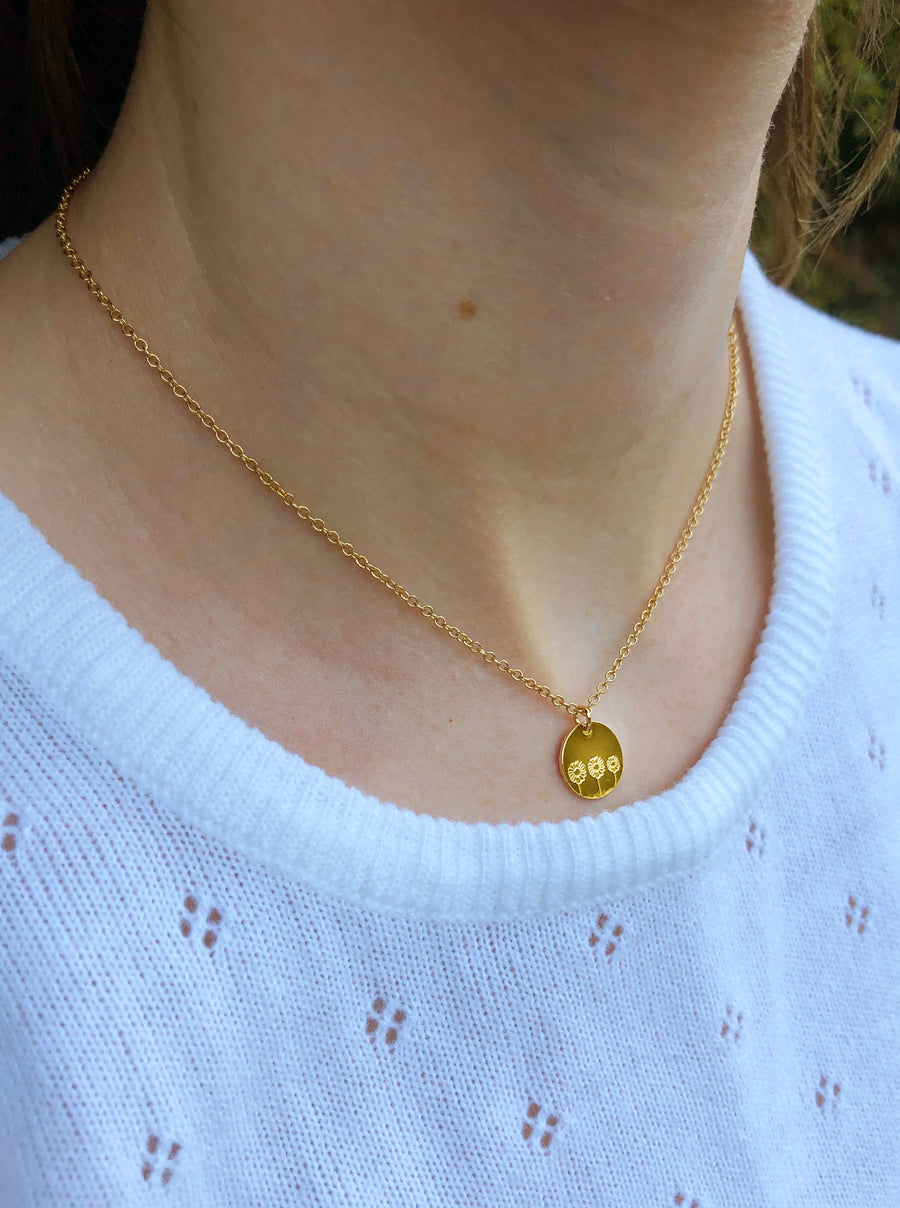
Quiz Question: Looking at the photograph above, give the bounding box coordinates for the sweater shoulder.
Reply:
[760,274,900,440]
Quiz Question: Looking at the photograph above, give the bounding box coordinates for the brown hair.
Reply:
[0,0,146,238]
[760,0,900,285]
[1,0,898,285]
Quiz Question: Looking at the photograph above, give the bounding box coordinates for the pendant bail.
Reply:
[579,705,592,733]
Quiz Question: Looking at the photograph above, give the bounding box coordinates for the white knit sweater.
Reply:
[0,240,898,1207]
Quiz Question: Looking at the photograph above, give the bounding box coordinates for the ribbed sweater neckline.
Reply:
[0,248,837,921]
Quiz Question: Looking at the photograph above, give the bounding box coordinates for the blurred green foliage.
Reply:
[752,0,900,337]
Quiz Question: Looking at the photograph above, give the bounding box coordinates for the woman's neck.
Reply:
[32,0,811,673]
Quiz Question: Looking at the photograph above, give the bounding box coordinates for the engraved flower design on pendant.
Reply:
[558,723,623,799]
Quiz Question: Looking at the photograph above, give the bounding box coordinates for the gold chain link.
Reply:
[55,166,739,725]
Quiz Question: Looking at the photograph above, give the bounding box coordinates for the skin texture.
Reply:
[0,0,815,821]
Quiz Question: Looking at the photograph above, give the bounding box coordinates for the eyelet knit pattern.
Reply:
[0,244,898,1205]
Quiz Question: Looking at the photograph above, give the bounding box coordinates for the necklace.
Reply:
[55,166,740,802]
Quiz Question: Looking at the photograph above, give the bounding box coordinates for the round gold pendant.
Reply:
[558,722,623,799]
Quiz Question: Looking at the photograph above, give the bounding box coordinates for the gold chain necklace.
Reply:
[55,166,740,802]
